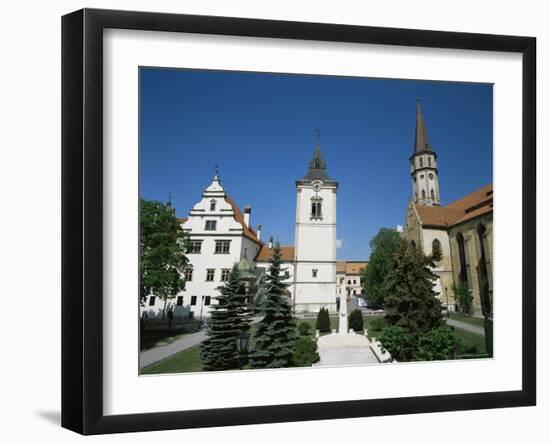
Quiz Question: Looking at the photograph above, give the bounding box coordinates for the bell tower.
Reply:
[410,99,440,206]
[293,134,338,313]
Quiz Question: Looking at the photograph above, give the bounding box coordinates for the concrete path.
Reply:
[140,330,207,369]
[314,333,380,367]
[446,318,485,335]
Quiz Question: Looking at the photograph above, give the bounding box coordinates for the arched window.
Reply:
[422,189,426,199]
[432,239,442,260]
[410,240,417,250]
[419,157,423,167]
[311,197,322,219]
[428,157,432,167]
[431,189,435,199]
[457,233,468,284]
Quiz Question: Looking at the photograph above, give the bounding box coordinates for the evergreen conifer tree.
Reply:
[250,243,295,368]
[200,265,252,371]
[383,241,444,354]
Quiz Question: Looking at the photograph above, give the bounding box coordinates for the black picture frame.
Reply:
[62,8,536,435]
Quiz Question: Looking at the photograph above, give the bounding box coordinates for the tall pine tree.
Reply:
[383,241,444,345]
[200,265,252,371]
[250,243,295,368]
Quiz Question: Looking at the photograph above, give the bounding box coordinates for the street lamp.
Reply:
[236,330,250,370]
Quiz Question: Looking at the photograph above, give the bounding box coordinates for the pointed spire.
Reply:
[414,98,433,154]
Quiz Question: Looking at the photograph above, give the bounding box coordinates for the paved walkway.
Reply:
[139,330,207,369]
[314,333,380,367]
[446,318,485,335]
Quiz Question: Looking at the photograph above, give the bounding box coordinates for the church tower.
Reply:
[293,137,338,314]
[410,100,441,206]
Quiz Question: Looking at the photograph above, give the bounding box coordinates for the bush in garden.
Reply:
[292,337,320,367]
[414,325,456,361]
[298,322,312,336]
[452,282,473,315]
[348,309,364,332]
[316,307,331,333]
[379,325,414,362]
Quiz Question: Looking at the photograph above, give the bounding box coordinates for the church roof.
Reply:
[255,245,295,262]
[298,143,337,184]
[336,261,368,275]
[225,195,263,245]
[415,184,493,228]
[413,100,433,155]
[177,217,188,224]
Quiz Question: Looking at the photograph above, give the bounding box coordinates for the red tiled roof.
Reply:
[177,217,188,224]
[336,261,368,274]
[225,195,264,246]
[416,184,493,228]
[255,245,295,262]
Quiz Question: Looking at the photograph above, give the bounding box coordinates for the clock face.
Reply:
[312,180,323,192]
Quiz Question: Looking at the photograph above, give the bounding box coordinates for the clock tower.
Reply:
[293,140,338,314]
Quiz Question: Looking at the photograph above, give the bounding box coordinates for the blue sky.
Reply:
[140,68,493,260]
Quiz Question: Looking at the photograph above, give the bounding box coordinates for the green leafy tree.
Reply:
[381,241,444,360]
[140,198,191,317]
[316,307,331,333]
[292,337,320,367]
[452,282,473,314]
[362,228,403,307]
[348,309,364,332]
[414,325,456,361]
[200,265,252,371]
[250,243,295,368]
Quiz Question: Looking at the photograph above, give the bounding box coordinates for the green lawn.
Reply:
[453,327,488,356]
[141,345,203,374]
[449,312,485,328]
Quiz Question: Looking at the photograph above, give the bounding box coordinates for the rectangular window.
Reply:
[184,267,193,281]
[176,296,183,306]
[215,240,231,254]
[312,269,318,278]
[148,296,156,306]
[348,280,351,285]
[205,220,217,231]
[284,270,290,278]
[204,296,211,306]
[210,200,216,211]
[206,269,215,281]
[221,268,230,281]
[189,240,202,254]
[190,296,197,306]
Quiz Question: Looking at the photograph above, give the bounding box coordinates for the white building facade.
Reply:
[141,143,345,319]
[293,145,338,314]
[141,173,263,320]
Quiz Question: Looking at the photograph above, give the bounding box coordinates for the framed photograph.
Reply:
[62,8,536,435]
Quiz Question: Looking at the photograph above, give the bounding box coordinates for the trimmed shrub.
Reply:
[292,337,320,367]
[348,309,364,332]
[316,307,331,333]
[298,321,312,336]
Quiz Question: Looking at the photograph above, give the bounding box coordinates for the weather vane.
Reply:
[214,164,219,177]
